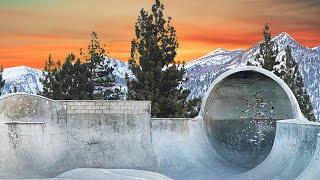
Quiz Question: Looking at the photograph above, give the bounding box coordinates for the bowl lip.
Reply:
[198,66,303,120]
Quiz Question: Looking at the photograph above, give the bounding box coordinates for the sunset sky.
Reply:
[0,0,319,69]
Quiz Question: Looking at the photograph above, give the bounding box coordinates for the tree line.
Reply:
[40,32,123,101]
[0,0,316,120]
[39,0,201,118]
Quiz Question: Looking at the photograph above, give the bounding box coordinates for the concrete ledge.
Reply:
[4,121,46,124]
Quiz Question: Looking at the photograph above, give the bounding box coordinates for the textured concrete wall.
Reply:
[0,93,154,178]
[233,120,320,180]
[150,117,244,180]
[200,67,304,168]
[204,71,293,121]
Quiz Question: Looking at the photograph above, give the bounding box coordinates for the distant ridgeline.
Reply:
[0,32,319,120]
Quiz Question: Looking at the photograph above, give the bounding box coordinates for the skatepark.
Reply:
[0,66,319,179]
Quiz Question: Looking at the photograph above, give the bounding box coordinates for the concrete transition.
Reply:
[0,66,319,180]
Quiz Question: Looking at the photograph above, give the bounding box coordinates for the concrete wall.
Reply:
[200,67,304,168]
[0,93,154,178]
[0,94,245,180]
[233,119,320,180]
[150,118,245,180]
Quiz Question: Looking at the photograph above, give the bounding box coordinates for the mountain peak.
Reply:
[3,66,42,80]
[1,65,43,95]
[207,48,245,56]
[274,32,295,41]
[5,65,31,70]
[272,32,302,48]
[212,48,227,53]
[278,32,291,38]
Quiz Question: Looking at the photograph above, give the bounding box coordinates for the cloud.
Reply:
[0,0,319,68]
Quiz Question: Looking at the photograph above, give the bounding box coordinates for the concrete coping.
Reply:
[277,119,320,126]
[4,121,46,125]
[151,118,191,121]
[0,92,151,103]
[0,92,56,102]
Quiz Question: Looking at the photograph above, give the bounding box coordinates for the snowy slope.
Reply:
[0,59,131,95]
[313,46,320,54]
[185,48,245,98]
[1,66,43,95]
[104,57,133,87]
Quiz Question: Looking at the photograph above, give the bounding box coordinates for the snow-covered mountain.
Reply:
[185,32,320,120]
[185,48,245,98]
[0,60,132,95]
[1,32,319,120]
[1,66,43,95]
[104,57,133,87]
[313,46,320,54]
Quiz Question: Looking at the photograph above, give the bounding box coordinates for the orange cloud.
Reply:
[0,0,319,69]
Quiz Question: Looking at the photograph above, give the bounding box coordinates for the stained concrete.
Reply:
[0,66,319,180]
[203,70,295,168]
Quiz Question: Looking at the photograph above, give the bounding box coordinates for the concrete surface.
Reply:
[8,169,172,180]
[0,66,319,180]
[202,67,303,169]
[54,168,172,180]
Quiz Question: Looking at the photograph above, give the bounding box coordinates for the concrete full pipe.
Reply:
[0,66,319,179]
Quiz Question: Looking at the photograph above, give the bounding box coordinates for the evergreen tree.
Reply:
[249,24,316,121]
[282,46,316,121]
[127,0,200,118]
[248,23,280,75]
[81,32,122,100]
[40,54,94,100]
[57,54,94,100]
[0,65,5,95]
[40,54,57,99]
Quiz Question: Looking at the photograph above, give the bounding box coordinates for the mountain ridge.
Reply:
[1,32,320,120]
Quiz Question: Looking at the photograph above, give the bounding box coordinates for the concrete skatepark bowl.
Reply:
[0,66,319,180]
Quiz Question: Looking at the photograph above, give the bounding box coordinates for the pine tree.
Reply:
[249,24,316,121]
[40,54,94,100]
[127,0,199,118]
[0,65,5,95]
[81,32,122,100]
[40,54,57,99]
[249,23,280,75]
[57,54,94,100]
[282,46,316,121]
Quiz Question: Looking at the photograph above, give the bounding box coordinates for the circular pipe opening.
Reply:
[201,67,302,169]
